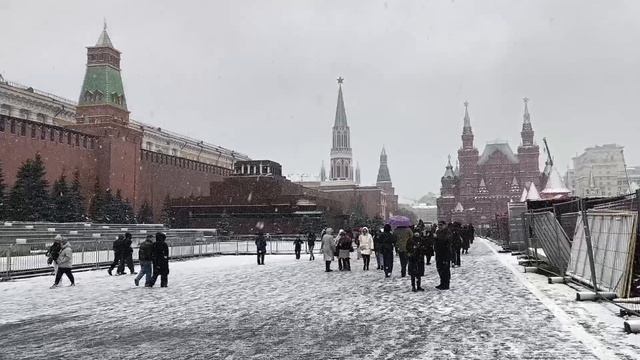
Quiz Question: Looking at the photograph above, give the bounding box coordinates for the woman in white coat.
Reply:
[358,227,374,271]
[320,228,336,272]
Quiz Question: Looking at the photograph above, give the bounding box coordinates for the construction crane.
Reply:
[543,137,554,167]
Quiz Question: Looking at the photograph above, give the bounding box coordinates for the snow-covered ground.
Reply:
[0,238,638,359]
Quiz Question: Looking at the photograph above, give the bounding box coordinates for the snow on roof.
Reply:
[526,183,541,201]
[519,187,528,202]
[478,142,519,165]
[453,202,464,212]
[541,167,571,197]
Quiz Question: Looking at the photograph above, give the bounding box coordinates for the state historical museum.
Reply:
[437,100,545,226]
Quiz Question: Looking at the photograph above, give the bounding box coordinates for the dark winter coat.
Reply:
[112,237,124,256]
[407,235,425,277]
[450,229,462,249]
[46,242,62,265]
[378,231,396,254]
[423,232,435,257]
[461,228,471,250]
[373,233,383,253]
[307,233,316,247]
[124,237,133,254]
[255,235,267,253]
[434,228,451,261]
[152,233,170,275]
[294,238,304,251]
[138,239,154,262]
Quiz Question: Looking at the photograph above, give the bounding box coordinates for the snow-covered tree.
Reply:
[8,154,51,221]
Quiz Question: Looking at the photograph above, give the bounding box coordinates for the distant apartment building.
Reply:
[567,144,636,197]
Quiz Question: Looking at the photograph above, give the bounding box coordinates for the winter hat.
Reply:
[54,234,63,241]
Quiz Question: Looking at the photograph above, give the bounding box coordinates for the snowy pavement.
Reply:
[0,239,638,359]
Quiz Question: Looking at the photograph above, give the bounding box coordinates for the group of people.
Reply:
[45,232,171,289]
[311,220,475,292]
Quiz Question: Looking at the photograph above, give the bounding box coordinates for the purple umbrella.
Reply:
[387,215,412,229]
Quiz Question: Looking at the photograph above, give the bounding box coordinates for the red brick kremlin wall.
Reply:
[0,115,99,203]
[0,114,230,221]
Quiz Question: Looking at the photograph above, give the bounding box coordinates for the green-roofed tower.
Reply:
[76,23,130,125]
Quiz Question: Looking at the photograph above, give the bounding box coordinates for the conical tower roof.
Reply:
[377,146,392,183]
[96,22,114,48]
[334,77,348,127]
[442,156,455,179]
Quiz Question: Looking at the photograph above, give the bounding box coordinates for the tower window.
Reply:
[40,126,46,140]
[20,122,26,136]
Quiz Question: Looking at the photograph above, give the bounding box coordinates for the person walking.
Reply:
[373,229,384,270]
[394,226,412,277]
[358,227,374,271]
[150,232,169,287]
[46,235,63,278]
[461,225,471,255]
[108,235,124,276]
[379,224,396,278]
[255,232,267,265]
[337,230,352,271]
[293,236,304,260]
[50,239,74,288]
[407,231,426,292]
[122,232,137,274]
[135,235,154,287]
[434,222,452,290]
[307,232,316,261]
[424,226,435,265]
[320,228,336,272]
[451,223,462,267]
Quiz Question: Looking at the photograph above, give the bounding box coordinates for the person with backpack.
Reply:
[149,232,169,288]
[293,236,304,260]
[50,239,74,288]
[307,232,316,261]
[46,235,63,277]
[135,235,154,287]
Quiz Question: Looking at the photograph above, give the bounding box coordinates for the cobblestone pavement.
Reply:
[0,239,622,359]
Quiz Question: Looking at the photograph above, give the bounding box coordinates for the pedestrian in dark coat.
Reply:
[461,225,471,254]
[255,233,267,265]
[135,235,155,287]
[46,235,63,277]
[307,232,316,261]
[122,232,137,274]
[337,230,352,271]
[434,222,451,290]
[293,236,304,260]
[372,229,384,270]
[394,226,412,277]
[379,224,396,278]
[451,223,462,267]
[150,232,169,288]
[108,235,125,276]
[407,231,426,292]
[424,227,435,265]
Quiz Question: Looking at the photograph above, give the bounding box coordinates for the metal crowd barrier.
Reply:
[0,235,312,279]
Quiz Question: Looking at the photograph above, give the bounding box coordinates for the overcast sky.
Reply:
[2,0,640,202]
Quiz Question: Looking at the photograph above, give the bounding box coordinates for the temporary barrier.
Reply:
[567,211,637,298]
[507,202,527,251]
[525,211,572,274]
